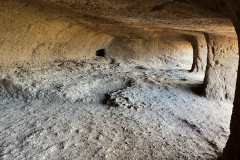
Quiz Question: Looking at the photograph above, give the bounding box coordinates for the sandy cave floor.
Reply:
[0,58,233,160]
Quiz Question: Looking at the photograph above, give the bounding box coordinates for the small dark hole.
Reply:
[96,49,106,57]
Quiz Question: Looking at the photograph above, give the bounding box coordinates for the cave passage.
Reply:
[0,0,239,159]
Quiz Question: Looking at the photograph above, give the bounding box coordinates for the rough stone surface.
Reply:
[222,31,240,160]
[0,60,233,159]
[222,0,240,157]
[202,34,238,101]
[0,0,194,69]
[186,34,207,73]
[1,0,240,159]
[36,0,236,36]
[0,0,113,64]
[106,36,193,69]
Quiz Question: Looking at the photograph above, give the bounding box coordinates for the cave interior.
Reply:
[0,0,240,159]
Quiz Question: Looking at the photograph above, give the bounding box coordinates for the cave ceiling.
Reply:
[16,0,238,38]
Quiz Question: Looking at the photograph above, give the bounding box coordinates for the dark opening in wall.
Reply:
[96,49,106,57]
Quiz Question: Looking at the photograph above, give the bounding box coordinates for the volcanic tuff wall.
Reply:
[1,0,240,159]
[0,0,193,69]
[0,1,113,64]
[1,0,238,101]
[106,36,193,69]
[203,34,239,101]
[221,0,240,159]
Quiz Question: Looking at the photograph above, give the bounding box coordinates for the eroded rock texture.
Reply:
[0,0,195,69]
[222,0,240,158]
[0,1,113,64]
[203,34,238,101]
[222,31,240,160]
[186,34,207,72]
[106,36,193,69]
[1,0,240,159]
[36,0,236,36]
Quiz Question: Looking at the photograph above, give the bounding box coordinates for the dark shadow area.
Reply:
[96,49,106,57]
[190,84,205,96]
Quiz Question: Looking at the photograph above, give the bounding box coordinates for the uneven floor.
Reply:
[0,58,232,160]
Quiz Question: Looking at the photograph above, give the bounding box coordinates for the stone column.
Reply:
[222,27,240,160]
[186,35,207,72]
[202,34,238,101]
[214,0,240,158]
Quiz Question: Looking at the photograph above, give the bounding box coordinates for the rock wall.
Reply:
[229,29,240,160]
[2,0,240,159]
[106,36,193,69]
[222,0,240,158]
[0,0,114,65]
[186,34,208,72]
[222,28,240,160]
[0,0,194,69]
[202,34,238,101]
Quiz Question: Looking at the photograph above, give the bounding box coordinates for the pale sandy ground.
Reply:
[0,58,232,160]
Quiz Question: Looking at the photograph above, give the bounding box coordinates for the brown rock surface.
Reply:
[186,34,208,73]
[0,0,195,69]
[221,0,240,159]
[37,0,235,36]
[202,34,238,101]
[0,0,113,64]
[106,36,193,69]
[1,0,240,159]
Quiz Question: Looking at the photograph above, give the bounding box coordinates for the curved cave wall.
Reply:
[0,0,193,70]
[1,0,240,159]
[106,36,193,69]
[0,1,113,65]
[222,0,240,159]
